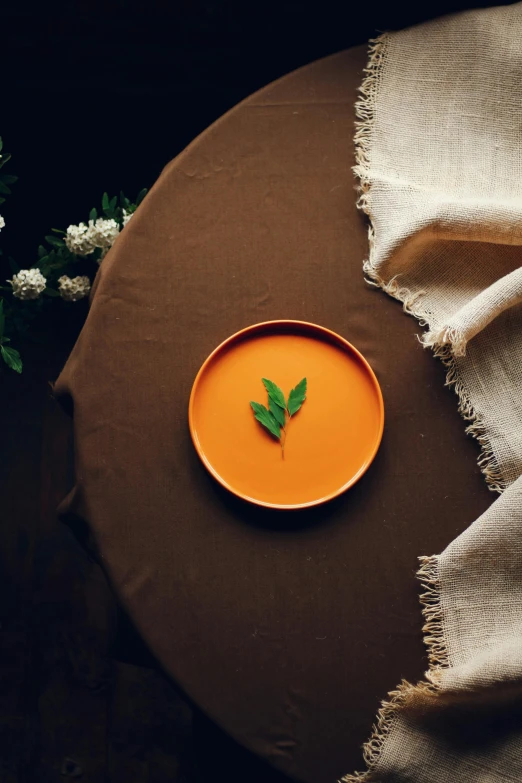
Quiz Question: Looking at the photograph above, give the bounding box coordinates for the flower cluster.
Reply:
[90,217,120,250]
[1,182,147,374]
[58,275,91,302]
[64,223,94,256]
[8,269,47,300]
[65,217,120,257]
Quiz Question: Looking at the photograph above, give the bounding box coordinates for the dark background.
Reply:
[0,2,506,782]
[2,0,498,261]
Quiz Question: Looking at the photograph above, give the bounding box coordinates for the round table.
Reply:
[56,46,492,783]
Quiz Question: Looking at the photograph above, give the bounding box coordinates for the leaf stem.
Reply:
[280,409,289,460]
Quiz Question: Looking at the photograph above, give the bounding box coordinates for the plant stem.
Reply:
[280,410,289,460]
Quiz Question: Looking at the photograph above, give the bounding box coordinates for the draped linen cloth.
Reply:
[344,4,522,781]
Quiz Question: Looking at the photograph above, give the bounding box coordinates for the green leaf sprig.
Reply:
[0,165,148,374]
[0,300,21,373]
[250,377,307,458]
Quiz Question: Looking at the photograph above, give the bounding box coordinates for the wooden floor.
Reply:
[0,319,295,782]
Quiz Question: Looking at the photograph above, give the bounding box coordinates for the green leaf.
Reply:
[0,138,3,152]
[1,174,18,185]
[109,196,117,211]
[8,256,19,274]
[34,255,49,270]
[1,345,22,374]
[287,377,307,417]
[43,287,60,298]
[136,188,147,205]
[89,207,97,221]
[102,192,109,211]
[262,378,286,410]
[0,181,11,194]
[0,300,4,339]
[1,337,10,343]
[45,235,64,248]
[38,245,47,258]
[269,397,286,428]
[51,227,65,234]
[0,152,12,169]
[0,198,5,205]
[250,401,281,439]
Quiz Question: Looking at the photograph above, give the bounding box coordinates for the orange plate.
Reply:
[189,321,384,510]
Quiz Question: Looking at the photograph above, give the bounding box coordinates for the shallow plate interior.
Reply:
[189,321,384,509]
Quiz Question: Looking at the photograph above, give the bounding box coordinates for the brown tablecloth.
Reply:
[56,46,492,783]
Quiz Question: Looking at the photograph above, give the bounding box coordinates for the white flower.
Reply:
[122,209,133,228]
[89,217,119,249]
[8,269,47,300]
[65,222,96,256]
[58,275,91,302]
[0,215,5,231]
[65,217,120,258]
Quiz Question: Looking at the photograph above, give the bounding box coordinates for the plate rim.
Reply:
[188,319,385,510]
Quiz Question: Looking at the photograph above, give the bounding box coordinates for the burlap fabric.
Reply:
[345,4,522,781]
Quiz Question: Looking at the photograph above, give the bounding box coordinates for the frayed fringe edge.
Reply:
[353,34,388,221]
[340,32,508,783]
[418,555,448,679]
[422,325,468,357]
[339,36,445,783]
[432,342,507,492]
[369,292,506,492]
[339,680,438,783]
[338,558,447,783]
[353,32,506,494]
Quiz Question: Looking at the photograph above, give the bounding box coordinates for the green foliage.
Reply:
[262,378,286,410]
[251,377,308,458]
[1,344,22,373]
[287,378,307,417]
[0,137,147,375]
[100,189,147,222]
[45,235,64,249]
[269,396,286,428]
[250,401,281,439]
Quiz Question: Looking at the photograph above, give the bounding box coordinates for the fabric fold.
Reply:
[344,4,522,781]
[423,265,522,356]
